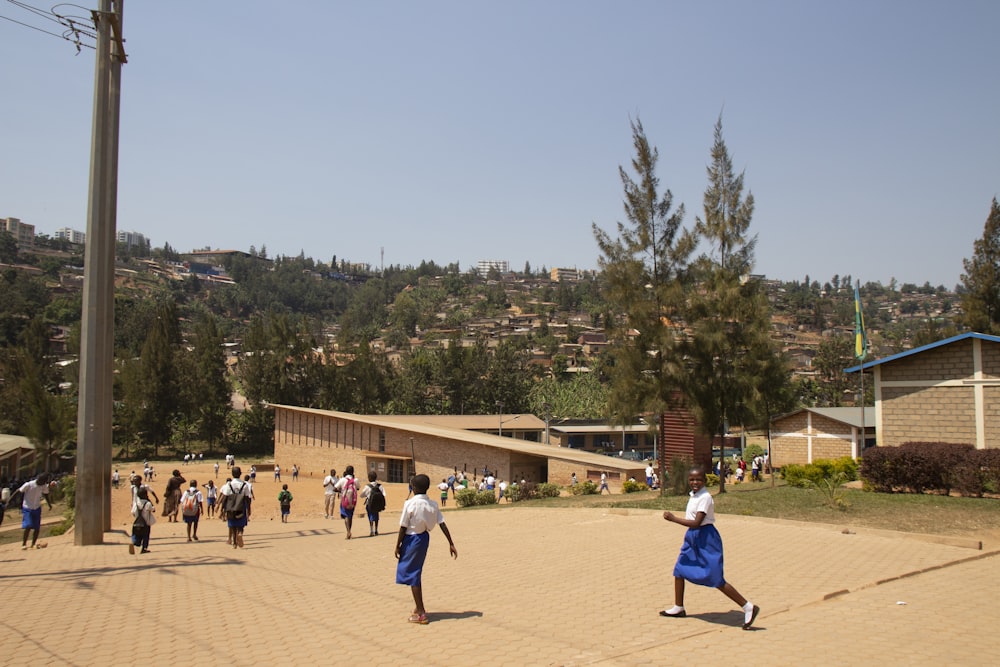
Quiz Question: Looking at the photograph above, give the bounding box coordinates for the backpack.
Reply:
[278,490,292,506]
[366,482,385,513]
[340,477,357,512]
[133,501,150,531]
[224,481,246,519]
[181,491,199,517]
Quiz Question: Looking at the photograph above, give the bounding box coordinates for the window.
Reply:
[379,429,386,452]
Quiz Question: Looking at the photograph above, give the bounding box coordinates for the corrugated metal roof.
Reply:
[774,407,875,429]
[845,332,1000,373]
[272,406,643,472]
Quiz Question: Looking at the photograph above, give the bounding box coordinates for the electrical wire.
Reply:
[1,0,98,52]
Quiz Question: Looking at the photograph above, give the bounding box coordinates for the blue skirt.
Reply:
[673,524,726,588]
[396,532,430,586]
[22,507,42,530]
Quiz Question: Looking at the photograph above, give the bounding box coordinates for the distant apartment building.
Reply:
[55,227,86,245]
[477,259,509,278]
[2,217,35,248]
[116,230,149,249]
[550,267,578,282]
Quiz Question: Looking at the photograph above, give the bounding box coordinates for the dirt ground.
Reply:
[111,459,413,529]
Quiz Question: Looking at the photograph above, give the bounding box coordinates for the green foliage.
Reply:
[569,479,599,495]
[781,457,858,488]
[743,443,766,461]
[622,479,648,493]
[455,488,497,507]
[670,457,693,495]
[536,483,562,498]
[705,473,719,487]
[959,198,1000,334]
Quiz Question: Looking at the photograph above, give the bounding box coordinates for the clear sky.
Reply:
[2,1,998,288]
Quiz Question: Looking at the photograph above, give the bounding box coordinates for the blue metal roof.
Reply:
[845,332,1000,373]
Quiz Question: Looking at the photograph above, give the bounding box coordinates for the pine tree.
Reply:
[592,117,696,426]
[960,198,1000,334]
[681,117,788,491]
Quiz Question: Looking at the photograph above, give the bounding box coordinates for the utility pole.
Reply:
[76,0,126,546]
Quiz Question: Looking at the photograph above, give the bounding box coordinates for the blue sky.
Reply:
[2,1,998,288]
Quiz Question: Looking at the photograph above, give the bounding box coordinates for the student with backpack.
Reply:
[361,470,386,537]
[334,465,359,539]
[278,484,293,523]
[130,487,156,554]
[180,480,203,542]
[219,467,250,549]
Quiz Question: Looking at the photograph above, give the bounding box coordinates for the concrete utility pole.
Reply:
[76,0,126,546]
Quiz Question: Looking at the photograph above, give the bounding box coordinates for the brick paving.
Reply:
[1,467,999,666]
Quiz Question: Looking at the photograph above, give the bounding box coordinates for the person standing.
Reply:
[361,470,385,537]
[130,487,156,554]
[661,466,759,630]
[0,484,11,527]
[214,462,220,479]
[322,469,339,519]
[599,472,610,494]
[291,464,299,482]
[162,470,186,522]
[335,466,359,539]
[437,479,449,507]
[18,473,52,550]
[180,480,203,542]
[645,463,655,488]
[203,480,217,518]
[219,468,250,549]
[274,464,281,483]
[278,484,293,523]
[394,474,457,625]
[112,469,120,489]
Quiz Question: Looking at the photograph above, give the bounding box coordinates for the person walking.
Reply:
[394,474,457,625]
[203,480,217,518]
[361,470,385,537]
[162,470,186,522]
[180,480,203,542]
[17,473,52,550]
[278,484,293,523]
[335,466,359,539]
[322,469,339,519]
[219,468,250,549]
[130,487,156,554]
[660,465,759,630]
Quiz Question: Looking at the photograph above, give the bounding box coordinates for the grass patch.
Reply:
[500,482,1000,536]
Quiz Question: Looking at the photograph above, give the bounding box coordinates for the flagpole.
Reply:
[856,279,866,457]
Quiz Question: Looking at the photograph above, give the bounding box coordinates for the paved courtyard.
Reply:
[2,485,999,666]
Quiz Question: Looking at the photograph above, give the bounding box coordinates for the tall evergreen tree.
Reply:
[592,118,696,428]
[681,117,788,491]
[959,198,1000,334]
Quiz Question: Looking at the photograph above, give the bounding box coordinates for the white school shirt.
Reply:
[684,487,715,525]
[19,480,50,510]
[399,494,444,535]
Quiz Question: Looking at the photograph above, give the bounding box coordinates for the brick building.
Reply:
[847,332,1000,449]
[769,407,874,466]
[271,406,644,492]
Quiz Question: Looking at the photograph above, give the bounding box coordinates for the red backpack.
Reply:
[340,477,357,511]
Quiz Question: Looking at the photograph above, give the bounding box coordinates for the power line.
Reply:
[2,0,97,52]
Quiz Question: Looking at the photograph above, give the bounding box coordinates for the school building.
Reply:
[271,405,645,492]
[847,332,1000,449]
[769,407,875,466]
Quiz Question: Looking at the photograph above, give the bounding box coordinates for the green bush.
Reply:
[622,479,648,493]
[536,483,562,498]
[569,480,598,495]
[743,443,766,461]
[456,488,498,507]
[782,457,858,488]
[705,473,719,487]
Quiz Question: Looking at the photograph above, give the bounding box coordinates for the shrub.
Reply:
[782,457,858,488]
[536,483,562,498]
[859,442,986,495]
[569,480,598,495]
[743,443,766,461]
[705,473,719,487]
[506,483,534,502]
[456,488,498,507]
[621,479,648,493]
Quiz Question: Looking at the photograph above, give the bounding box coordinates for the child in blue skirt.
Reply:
[662,465,760,630]
[394,474,457,625]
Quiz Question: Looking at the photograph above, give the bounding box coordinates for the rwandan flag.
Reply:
[854,282,867,359]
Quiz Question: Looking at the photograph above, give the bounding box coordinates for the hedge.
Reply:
[859,442,1000,496]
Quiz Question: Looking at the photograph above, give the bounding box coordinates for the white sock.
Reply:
[743,601,755,623]
[665,605,685,615]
